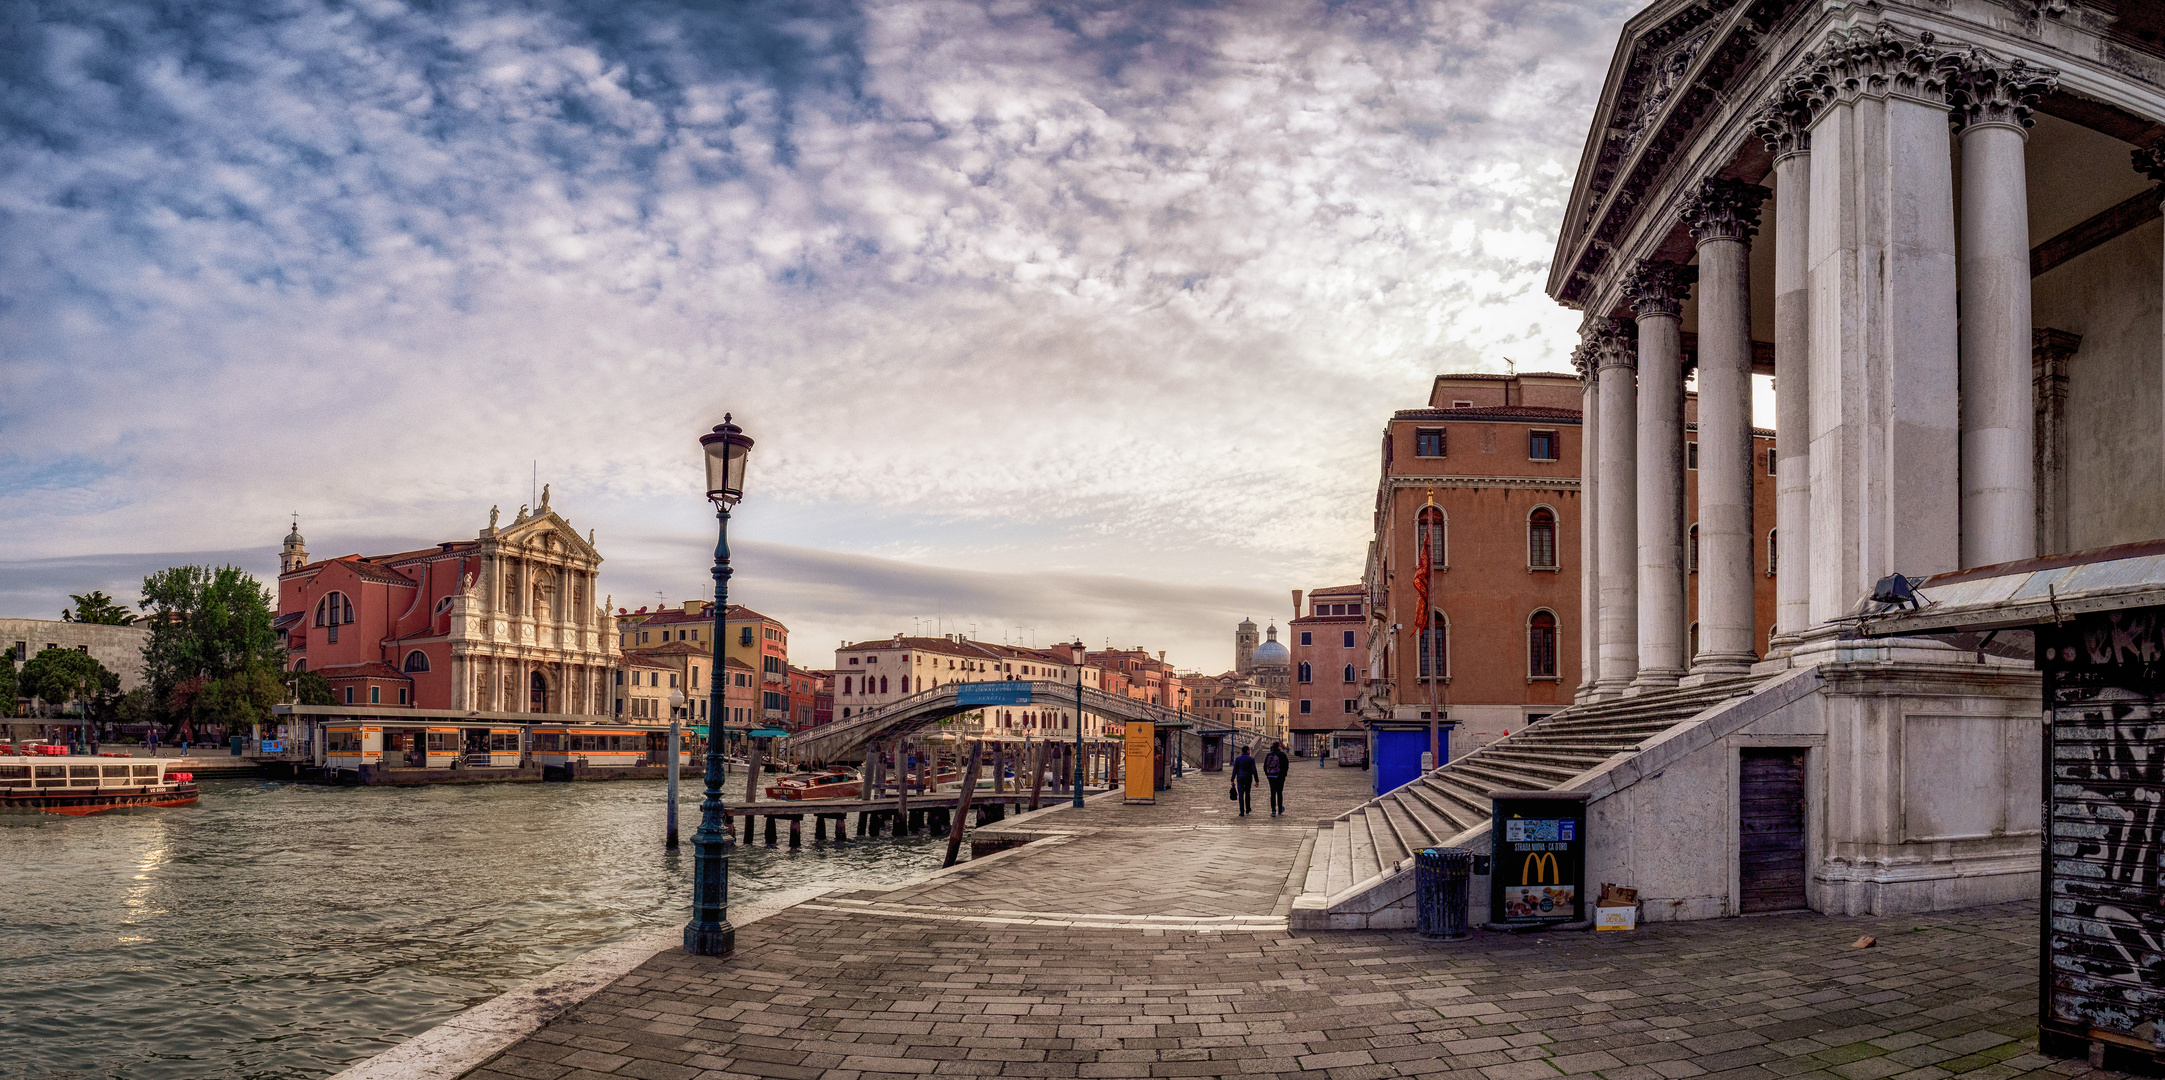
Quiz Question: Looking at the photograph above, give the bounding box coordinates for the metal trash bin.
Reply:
[1415,847,1473,939]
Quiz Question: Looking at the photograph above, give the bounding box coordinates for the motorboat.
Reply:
[764,767,862,801]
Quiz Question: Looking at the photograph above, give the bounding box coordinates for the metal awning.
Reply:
[1857,540,2165,654]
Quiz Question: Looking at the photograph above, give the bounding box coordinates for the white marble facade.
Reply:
[1550,0,2165,915]
[445,501,619,716]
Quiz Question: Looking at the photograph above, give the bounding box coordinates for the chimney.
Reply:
[682,600,707,617]
[1291,589,1303,618]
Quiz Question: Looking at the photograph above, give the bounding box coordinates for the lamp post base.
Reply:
[683,921,736,958]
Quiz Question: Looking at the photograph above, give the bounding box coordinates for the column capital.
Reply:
[1807,24,1953,109]
[1943,47,2058,133]
[2132,138,2165,186]
[1574,317,1635,376]
[1751,72,1817,160]
[1681,177,1770,245]
[1623,260,1696,320]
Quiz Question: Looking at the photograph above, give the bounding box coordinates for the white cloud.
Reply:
[0,0,1635,670]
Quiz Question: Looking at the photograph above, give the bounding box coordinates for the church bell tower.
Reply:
[1234,617,1259,674]
[282,519,309,573]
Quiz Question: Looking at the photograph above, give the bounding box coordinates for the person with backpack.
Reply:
[1263,742,1291,817]
[1231,747,1257,817]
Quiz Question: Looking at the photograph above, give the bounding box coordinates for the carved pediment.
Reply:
[494,510,603,562]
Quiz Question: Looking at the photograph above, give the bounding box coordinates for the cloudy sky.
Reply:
[1,0,1641,672]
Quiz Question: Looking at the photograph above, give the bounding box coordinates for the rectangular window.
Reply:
[1415,429,1445,458]
[1686,441,1699,470]
[1343,630,1356,648]
[327,625,338,644]
[1451,400,1473,409]
[344,687,354,704]
[1300,631,1312,646]
[691,668,700,688]
[1300,700,1311,714]
[669,674,678,688]
[11,642,23,661]
[763,691,783,711]
[398,688,408,705]
[1349,603,1362,615]
[1529,430,1558,460]
[1767,447,1778,475]
[1343,699,1354,713]
[369,686,380,704]
[615,670,623,685]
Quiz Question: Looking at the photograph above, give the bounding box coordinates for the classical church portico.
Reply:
[1549,0,2165,917]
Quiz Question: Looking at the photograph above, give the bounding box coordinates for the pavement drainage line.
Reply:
[325,885,834,1080]
[797,901,1287,932]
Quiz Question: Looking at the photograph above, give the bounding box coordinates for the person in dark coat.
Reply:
[1262,743,1290,817]
[1231,748,1257,816]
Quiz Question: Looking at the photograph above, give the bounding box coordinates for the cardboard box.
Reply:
[1594,903,1637,931]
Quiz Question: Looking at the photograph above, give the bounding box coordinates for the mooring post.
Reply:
[763,815,777,847]
[813,816,826,844]
[1027,742,1047,811]
[788,816,801,849]
[895,738,911,827]
[942,739,984,866]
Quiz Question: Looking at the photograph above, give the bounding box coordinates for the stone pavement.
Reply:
[845,762,1378,919]
[466,900,2125,1080]
[459,764,2127,1080]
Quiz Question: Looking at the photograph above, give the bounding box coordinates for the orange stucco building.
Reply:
[1365,371,1774,751]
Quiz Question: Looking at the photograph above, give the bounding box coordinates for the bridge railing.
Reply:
[783,679,1194,761]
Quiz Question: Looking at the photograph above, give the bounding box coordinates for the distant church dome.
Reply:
[1250,624,1290,667]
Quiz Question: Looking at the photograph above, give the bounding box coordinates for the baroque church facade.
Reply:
[276,490,621,715]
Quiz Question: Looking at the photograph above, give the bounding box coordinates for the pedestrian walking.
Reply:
[1263,742,1290,817]
[1231,747,1257,817]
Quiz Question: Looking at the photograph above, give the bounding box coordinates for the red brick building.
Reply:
[1289,584,1369,754]
[1367,370,1774,751]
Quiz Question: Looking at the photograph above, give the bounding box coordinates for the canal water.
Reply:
[0,777,950,1080]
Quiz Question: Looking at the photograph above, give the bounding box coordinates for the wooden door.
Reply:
[1739,749,1807,913]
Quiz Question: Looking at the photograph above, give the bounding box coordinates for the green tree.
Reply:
[62,590,138,625]
[290,669,336,706]
[0,659,16,719]
[19,647,120,716]
[139,565,285,727]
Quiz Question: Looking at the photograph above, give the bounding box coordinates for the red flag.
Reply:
[1413,513,1432,635]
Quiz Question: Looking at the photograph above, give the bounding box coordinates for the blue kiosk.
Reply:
[1366,716,1454,797]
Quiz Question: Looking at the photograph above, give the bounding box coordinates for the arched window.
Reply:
[1417,612,1448,679]
[1767,528,1778,575]
[900,676,910,693]
[880,675,889,694]
[843,675,853,695]
[1342,664,1356,683]
[529,671,548,713]
[1416,507,1447,569]
[1528,611,1558,678]
[1298,662,1312,683]
[402,650,430,673]
[1688,523,1700,572]
[1528,508,1558,569]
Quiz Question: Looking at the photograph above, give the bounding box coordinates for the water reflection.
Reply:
[1,778,946,1080]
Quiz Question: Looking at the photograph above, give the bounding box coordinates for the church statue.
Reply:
[458,571,475,594]
[489,504,499,529]
[539,484,550,510]
[514,504,529,524]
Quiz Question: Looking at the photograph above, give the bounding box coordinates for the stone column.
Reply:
[1573,331,1602,704]
[1802,26,1961,628]
[1625,261,1694,689]
[1680,178,1768,680]
[1754,86,1812,646]
[1592,319,1640,697]
[1950,51,2054,568]
[2032,329,2080,555]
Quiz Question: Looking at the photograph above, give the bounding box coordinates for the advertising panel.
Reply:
[1123,721,1155,804]
[1488,791,1589,928]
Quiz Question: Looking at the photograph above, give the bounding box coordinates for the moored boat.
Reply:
[0,755,201,815]
[764,767,862,800]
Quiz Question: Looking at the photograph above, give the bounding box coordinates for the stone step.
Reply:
[1389,783,1471,840]
[1303,824,1333,896]
[1349,809,1382,883]
[1325,819,1355,896]
[1367,804,1411,868]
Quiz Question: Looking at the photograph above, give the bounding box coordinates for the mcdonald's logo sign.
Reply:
[1522,851,1560,885]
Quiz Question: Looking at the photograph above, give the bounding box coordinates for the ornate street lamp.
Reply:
[685,415,753,958]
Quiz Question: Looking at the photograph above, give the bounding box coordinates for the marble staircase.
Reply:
[1292,676,1759,926]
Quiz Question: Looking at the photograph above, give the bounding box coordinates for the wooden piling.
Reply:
[814,816,826,844]
[895,738,910,827]
[788,816,802,849]
[944,741,985,867]
[764,815,778,847]
[1027,742,1047,811]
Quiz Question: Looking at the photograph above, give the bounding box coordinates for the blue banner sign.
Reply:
[955,681,1034,707]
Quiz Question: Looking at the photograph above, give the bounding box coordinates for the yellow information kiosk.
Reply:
[1123,720,1155,804]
